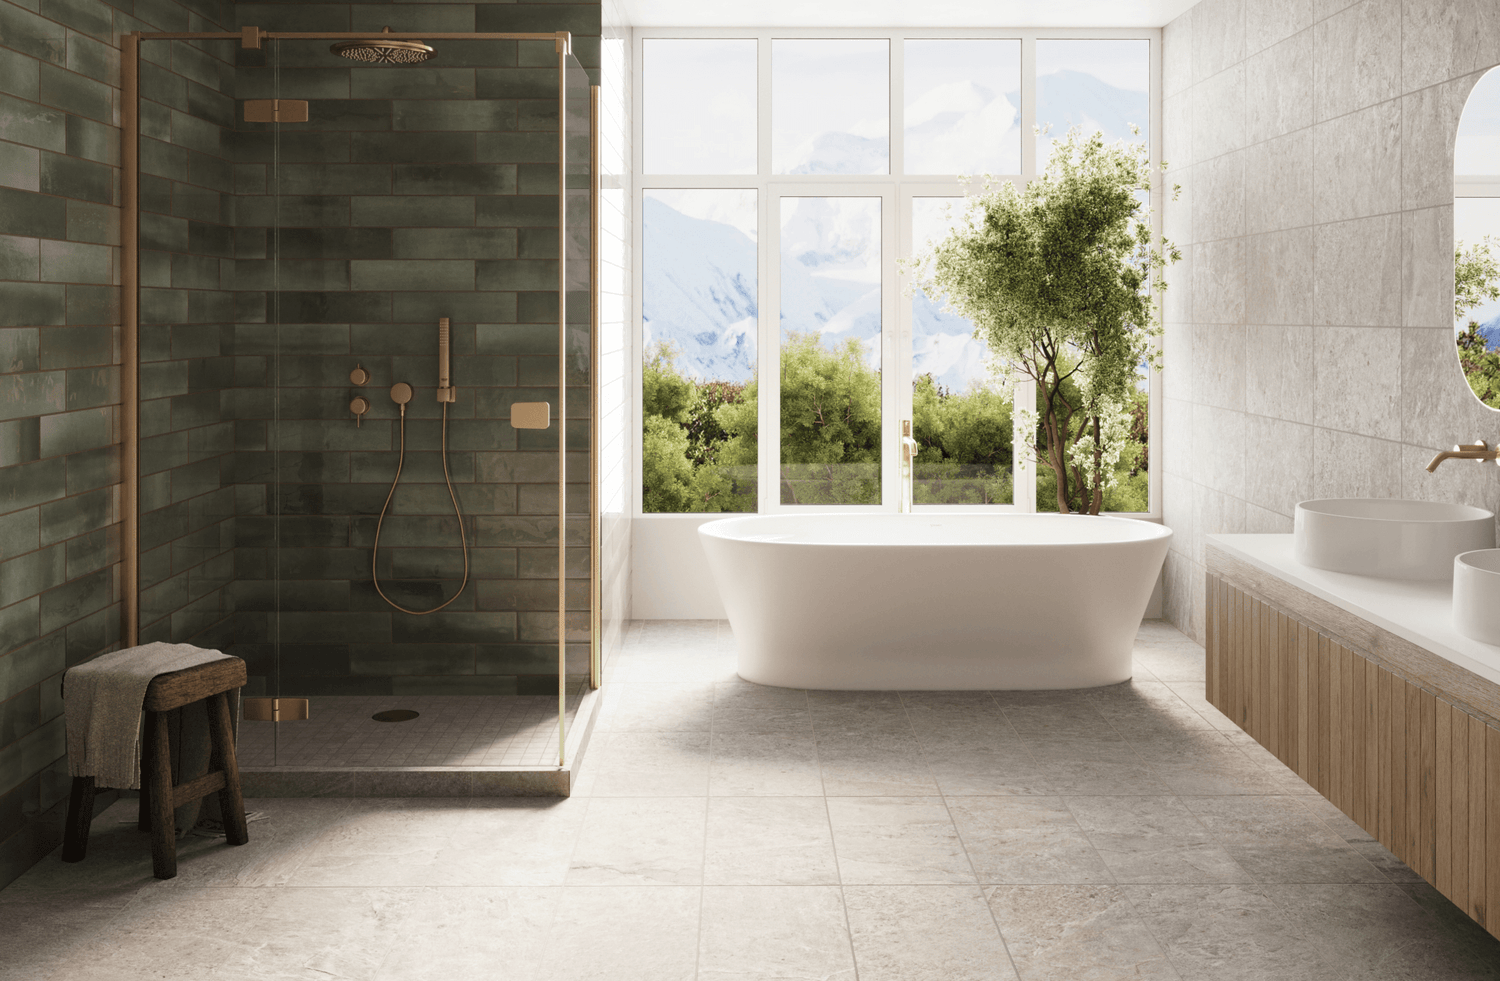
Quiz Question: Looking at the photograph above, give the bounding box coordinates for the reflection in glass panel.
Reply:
[1455,68,1500,176]
[772,39,889,175]
[780,197,882,504]
[1456,197,1500,408]
[1036,39,1150,170]
[910,199,1013,505]
[642,190,758,512]
[643,39,757,175]
[904,40,1021,176]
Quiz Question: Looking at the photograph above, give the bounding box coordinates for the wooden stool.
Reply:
[62,657,249,880]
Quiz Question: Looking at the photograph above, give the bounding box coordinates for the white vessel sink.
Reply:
[1293,499,1495,581]
[1454,550,1500,645]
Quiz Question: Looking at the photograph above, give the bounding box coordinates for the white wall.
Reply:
[600,0,634,652]
[1160,0,1500,642]
[631,515,727,618]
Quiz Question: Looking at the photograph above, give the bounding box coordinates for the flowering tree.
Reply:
[909,127,1179,514]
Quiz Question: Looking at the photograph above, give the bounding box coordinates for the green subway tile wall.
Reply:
[0,0,239,893]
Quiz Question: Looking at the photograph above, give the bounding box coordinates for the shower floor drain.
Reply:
[371,710,420,722]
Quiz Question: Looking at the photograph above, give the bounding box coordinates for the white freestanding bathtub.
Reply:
[699,513,1172,690]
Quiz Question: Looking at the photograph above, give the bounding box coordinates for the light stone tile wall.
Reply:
[599,0,632,661]
[1161,0,1500,641]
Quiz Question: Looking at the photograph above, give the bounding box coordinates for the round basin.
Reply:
[1454,550,1500,645]
[1293,498,1495,581]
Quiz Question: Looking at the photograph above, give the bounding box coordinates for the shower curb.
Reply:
[240,685,603,798]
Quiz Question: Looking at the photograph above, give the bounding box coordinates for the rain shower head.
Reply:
[330,27,434,64]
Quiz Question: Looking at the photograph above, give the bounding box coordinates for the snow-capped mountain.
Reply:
[642,195,758,382]
[642,68,1150,390]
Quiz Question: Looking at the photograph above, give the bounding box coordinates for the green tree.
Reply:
[778,332,883,504]
[911,374,1014,504]
[909,127,1178,514]
[1455,238,1500,410]
[641,343,753,512]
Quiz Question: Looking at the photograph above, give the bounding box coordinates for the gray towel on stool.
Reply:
[63,643,230,792]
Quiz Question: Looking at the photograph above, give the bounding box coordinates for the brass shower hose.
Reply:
[371,391,469,615]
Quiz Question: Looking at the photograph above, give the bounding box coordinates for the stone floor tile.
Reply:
[708,730,824,795]
[827,796,974,884]
[542,885,700,981]
[0,899,130,981]
[845,884,1019,981]
[807,690,913,733]
[280,799,474,888]
[949,797,1114,885]
[566,796,706,885]
[595,682,715,732]
[374,887,558,981]
[986,884,1179,980]
[1269,882,1500,980]
[1027,760,1176,797]
[703,796,839,885]
[100,885,421,980]
[1024,734,1143,765]
[433,797,588,886]
[0,798,343,904]
[817,730,941,796]
[570,730,711,796]
[1124,882,1343,981]
[711,681,813,732]
[1089,680,1218,736]
[698,885,856,981]
[901,692,1012,735]
[1067,796,1253,885]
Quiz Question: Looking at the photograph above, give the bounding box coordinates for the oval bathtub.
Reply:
[699,513,1172,690]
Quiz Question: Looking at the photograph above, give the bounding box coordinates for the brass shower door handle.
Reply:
[510,402,550,429]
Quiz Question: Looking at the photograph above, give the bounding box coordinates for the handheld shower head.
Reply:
[436,317,456,403]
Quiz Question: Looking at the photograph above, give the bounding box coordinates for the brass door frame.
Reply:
[590,84,601,690]
[121,30,582,768]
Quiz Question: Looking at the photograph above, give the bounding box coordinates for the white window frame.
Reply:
[632,26,1164,520]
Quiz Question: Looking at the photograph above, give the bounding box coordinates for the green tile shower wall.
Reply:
[135,29,239,656]
[0,0,240,892]
[230,2,599,697]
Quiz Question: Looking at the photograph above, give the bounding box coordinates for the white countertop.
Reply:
[1208,534,1500,688]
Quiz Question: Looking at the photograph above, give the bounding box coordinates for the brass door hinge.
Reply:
[244,99,309,123]
[242,697,310,722]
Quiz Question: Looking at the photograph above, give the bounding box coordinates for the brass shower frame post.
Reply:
[556,34,570,767]
[120,30,580,756]
[589,84,601,690]
[121,33,139,648]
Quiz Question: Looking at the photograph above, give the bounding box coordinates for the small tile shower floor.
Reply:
[236,686,589,768]
[4,619,1500,981]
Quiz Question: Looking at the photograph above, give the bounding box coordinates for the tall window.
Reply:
[638,32,1159,515]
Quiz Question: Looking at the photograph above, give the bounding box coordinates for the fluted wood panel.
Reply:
[1205,572,1498,940]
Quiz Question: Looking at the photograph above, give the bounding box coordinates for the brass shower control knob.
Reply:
[350,364,371,386]
[350,395,371,427]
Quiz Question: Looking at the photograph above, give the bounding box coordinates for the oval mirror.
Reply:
[1454,67,1500,410]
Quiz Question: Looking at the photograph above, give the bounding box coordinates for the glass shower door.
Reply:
[253,34,578,767]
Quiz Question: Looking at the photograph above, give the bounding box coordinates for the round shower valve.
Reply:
[350,364,370,385]
[350,395,371,427]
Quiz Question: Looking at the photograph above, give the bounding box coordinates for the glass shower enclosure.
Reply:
[121,27,595,776]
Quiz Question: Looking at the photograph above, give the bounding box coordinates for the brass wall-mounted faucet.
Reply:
[1426,440,1500,472]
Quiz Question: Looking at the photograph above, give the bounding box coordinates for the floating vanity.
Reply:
[1206,534,1500,941]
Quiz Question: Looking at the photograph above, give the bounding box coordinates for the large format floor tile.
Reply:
[5,619,1499,981]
